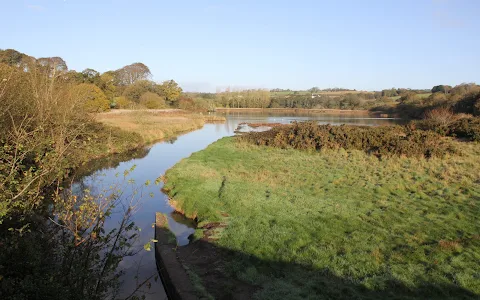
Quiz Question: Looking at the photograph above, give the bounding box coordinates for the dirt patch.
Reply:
[176,224,258,300]
[155,213,257,299]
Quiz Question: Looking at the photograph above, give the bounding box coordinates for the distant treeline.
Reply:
[0,48,183,110]
[181,85,479,116]
[373,83,480,118]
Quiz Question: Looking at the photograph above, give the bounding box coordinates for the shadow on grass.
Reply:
[156,225,478,300]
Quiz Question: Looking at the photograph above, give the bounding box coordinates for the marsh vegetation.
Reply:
[163,123,480,299]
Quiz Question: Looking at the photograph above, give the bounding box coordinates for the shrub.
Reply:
[112,96,131,109]
[241,122,453,158]
[448,118,480,142]
[422,107,457,130]
[139,92,166,109]
[72,83,110,112]
[178,96,195,110]
[453,91,480,116]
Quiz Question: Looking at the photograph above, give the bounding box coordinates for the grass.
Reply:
[96,110,225,143]
[164,137,480,299]
[417,93,432,99]
[388,93,432,101]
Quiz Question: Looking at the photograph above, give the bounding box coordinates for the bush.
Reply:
[453,91,480,116]
[178,97,215,111]
[139,92,166,109]
[112,96,133,109]
[241,122,453,158]
[448,118,480,142]
[72,83,110,112]
[423,107,456,126]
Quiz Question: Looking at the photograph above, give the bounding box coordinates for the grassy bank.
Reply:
[163,137,480,299]
[97,110,225,143]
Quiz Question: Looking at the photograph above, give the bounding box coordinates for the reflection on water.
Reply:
[71,112,402,299]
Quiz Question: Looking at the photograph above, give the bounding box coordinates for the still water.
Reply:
[71,112,401,299]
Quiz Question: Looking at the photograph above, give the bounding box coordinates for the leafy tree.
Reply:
[72,83,110,112]
[308,87,321,93]
[449,83,478,95]
[81,68,100,84]
[114,62,151,85]
[98,72,116,100]
[431,85,452,94]
[381,88,398,97]
[122,80,155,102]
[158,80,182,104]
[139,92,166,109]
[0,49,30,66]
[37,56,68,73]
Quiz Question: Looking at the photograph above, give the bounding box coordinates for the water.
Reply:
[71,112,401,299]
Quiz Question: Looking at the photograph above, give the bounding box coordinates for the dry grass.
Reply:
[203,115,227,123]
[96,110,225,143]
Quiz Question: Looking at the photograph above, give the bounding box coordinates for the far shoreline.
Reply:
[215,107,390,116]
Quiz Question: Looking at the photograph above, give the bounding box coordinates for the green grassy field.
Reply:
[164,137,480,299]
[417,92,433,99]
[388,93,432,101]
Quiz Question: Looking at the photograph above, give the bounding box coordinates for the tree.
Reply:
[449,83,478,96]
[98,72,117,100]
[381,88,398,97]
[158,80,182,104]
[81,68,100,84]
[122,80,155,102]
[308,87,320,93]
[431,85,452,94]
[37,56,68,73]
[0,49,31,66]
[72,83,110,112]
[139,92,166,109]
[114,62,151,85]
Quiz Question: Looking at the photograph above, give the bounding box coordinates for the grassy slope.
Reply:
[97,110,225,143]
[164,137,480,299]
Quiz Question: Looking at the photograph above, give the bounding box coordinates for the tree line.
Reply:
[0,48,183,111]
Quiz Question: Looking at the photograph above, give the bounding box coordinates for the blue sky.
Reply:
[1,0,479,92]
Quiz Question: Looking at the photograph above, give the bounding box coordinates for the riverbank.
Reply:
[96,110,226,144]
[163,137,480,299]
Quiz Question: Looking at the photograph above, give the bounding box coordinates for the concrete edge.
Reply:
[155,212,198,300]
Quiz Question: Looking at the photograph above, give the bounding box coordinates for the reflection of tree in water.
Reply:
[164,137,177,144]
[0,168,158,300]
[71,147,151,179]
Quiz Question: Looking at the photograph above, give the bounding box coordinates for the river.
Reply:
[71,112,402,299]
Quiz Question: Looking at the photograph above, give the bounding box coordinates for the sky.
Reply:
[1,0,479,92]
